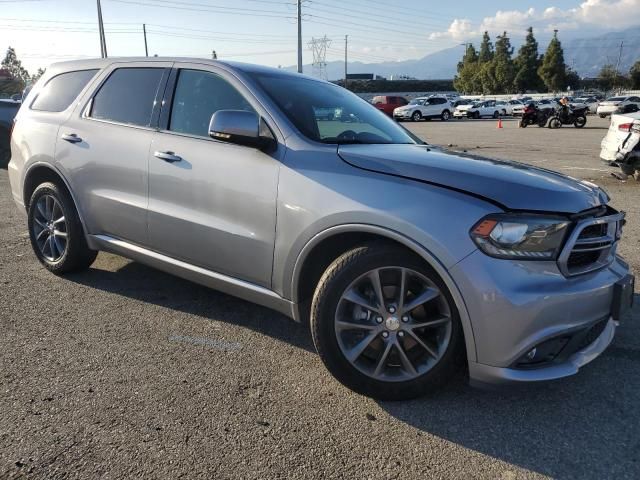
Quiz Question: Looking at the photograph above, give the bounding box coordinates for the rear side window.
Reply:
[169,69,254,138]
[90,68,165,127]
[31,69,98,112]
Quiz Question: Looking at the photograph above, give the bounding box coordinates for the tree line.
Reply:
[454,28,640,95]
[0,47,45,96]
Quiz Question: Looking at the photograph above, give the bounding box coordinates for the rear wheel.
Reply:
[27,182,97,274]
[441,110,451,121]
[599,114,607,119]
[492,111,499,119]
[411,111,422,122]
[574,116,587,128]
[310,243,463,400]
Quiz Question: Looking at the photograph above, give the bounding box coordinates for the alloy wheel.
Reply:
[334,267,452,382]
[31,194,68,262]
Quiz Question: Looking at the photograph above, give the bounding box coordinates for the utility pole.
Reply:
[344,35,348,89]
[97,0,107,58]
[297,0,303,73]
[143,24,148,57]
[614,41,624,92]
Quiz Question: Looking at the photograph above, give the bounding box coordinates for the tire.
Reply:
[27,182,97,274]
[549,117,562,129]
[519,119,527,128]
[501,109,507,116]
[473,111,480,119]
[599,114,607,119]
[411,111,422,122]
[574,116,586,128]
[441,110,451,121]
[310,242,464,400]
[492,111,499,119]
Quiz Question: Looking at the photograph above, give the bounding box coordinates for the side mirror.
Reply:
[208,110,276,151]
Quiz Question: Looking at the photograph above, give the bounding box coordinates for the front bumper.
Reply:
[453,110,470,118]
[449,250,632,386]
[597,106,619,116]
[393,110,415,120]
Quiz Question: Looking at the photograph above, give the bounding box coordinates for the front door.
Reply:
[147,65,280,287]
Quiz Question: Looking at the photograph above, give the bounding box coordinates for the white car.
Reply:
[600,111,640,162]
[572,96,599,114]
[393,96,452,121]
[596,95,640,118]
[460,100,503,119]
[452,100,479,118]
[511,101,527,116]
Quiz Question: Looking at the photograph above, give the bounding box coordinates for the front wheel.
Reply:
[519,119,527,128]
[473,111,480,119]
[411,111,422,122]
[310,243,463,400]
[599,114,607,119]
[27,182,97,274]
[548,117,562,129]
[574,116,587,128]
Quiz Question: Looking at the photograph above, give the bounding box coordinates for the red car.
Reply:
[371,95,408,116]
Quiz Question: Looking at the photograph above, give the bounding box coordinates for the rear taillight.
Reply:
[619,123,633,132]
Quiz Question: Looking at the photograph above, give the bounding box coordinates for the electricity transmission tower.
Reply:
[308,36,331,80]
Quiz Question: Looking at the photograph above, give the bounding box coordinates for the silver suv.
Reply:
[8,58,634,399]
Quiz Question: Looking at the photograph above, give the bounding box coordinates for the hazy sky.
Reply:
[0,0,637,74]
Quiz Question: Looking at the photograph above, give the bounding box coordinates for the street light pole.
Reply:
[344,35,348,89]
[97,0,107,58]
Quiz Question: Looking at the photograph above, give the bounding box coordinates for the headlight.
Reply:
[470,214,570,260]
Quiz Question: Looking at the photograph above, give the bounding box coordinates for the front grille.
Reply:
[557,209,624,276]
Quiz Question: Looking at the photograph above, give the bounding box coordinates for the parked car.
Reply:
[503,99,524,116]
[600,111,640,162]
[457,100,503,119]
[597,96,640,118]
[572,96,599,114]
[9,58,634,400]
[452,99,478,118]
[511,101,527,117]
[371,95,408,116]
[535,99,557,112]
[0,98,21,168]
[392,95,452,121]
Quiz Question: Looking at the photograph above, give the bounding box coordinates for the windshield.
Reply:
[251,73,417,145]
[608,97,625,101]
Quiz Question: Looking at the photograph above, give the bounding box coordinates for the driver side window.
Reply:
[169,69,254,138]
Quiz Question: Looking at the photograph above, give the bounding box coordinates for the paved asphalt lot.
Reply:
[1,116,639,479]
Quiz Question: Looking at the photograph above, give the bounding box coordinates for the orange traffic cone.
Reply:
[497,117,503,129]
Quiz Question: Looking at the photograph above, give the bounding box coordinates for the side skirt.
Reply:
[87,234,297,320]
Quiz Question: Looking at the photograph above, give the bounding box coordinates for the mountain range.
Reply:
[290,26,640,81]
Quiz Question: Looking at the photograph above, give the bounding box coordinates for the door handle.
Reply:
[154,151,182,163]
[61,133,82,143]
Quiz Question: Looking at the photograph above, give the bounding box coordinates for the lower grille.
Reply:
[576,318,609,351]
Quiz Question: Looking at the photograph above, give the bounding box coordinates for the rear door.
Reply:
[146,64,280,287]
[56,62,171,246]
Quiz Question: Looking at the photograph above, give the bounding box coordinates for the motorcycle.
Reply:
[519,104,551,128]
[548,105,587,129]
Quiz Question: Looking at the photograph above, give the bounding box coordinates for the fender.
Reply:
[22,161,91,238]
[290,223,478,362]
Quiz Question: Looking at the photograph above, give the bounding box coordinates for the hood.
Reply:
[338,144,608,213]
[456,104,474,111]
